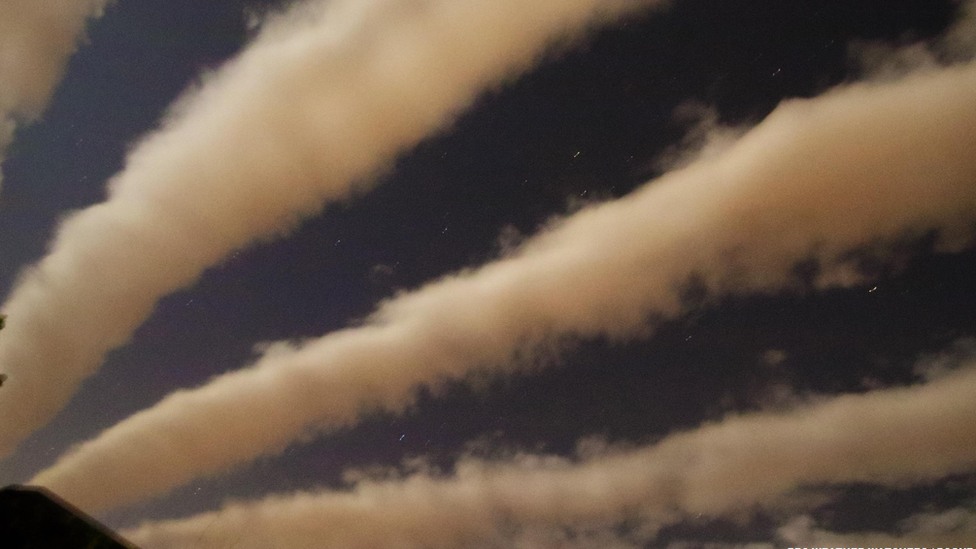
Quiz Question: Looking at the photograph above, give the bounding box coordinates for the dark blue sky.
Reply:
[1,0,974,544]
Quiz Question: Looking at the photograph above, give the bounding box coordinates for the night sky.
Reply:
[1,0,975,546]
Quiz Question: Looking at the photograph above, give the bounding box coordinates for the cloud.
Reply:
[650,102,747,173]
[30,58,976,513]
[122,363,976,549]
[761,349,787,367]
[849,0,976,78]
[667,543,774,549]
[945,0,976,60]
[901,506,976,534]
[0,0,109,188]
[779,507,976,547]
[0,0,654,458]
[913,337,976,381]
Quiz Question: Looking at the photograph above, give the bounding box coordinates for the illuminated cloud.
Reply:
[0,0,653,458]
[778,508,976,547]
[122,364,976,548]
[33,59,976,513]
[0,0,109,187]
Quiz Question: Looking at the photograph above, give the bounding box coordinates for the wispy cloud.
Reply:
[779,507,976,547]
[849,0,976,78]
